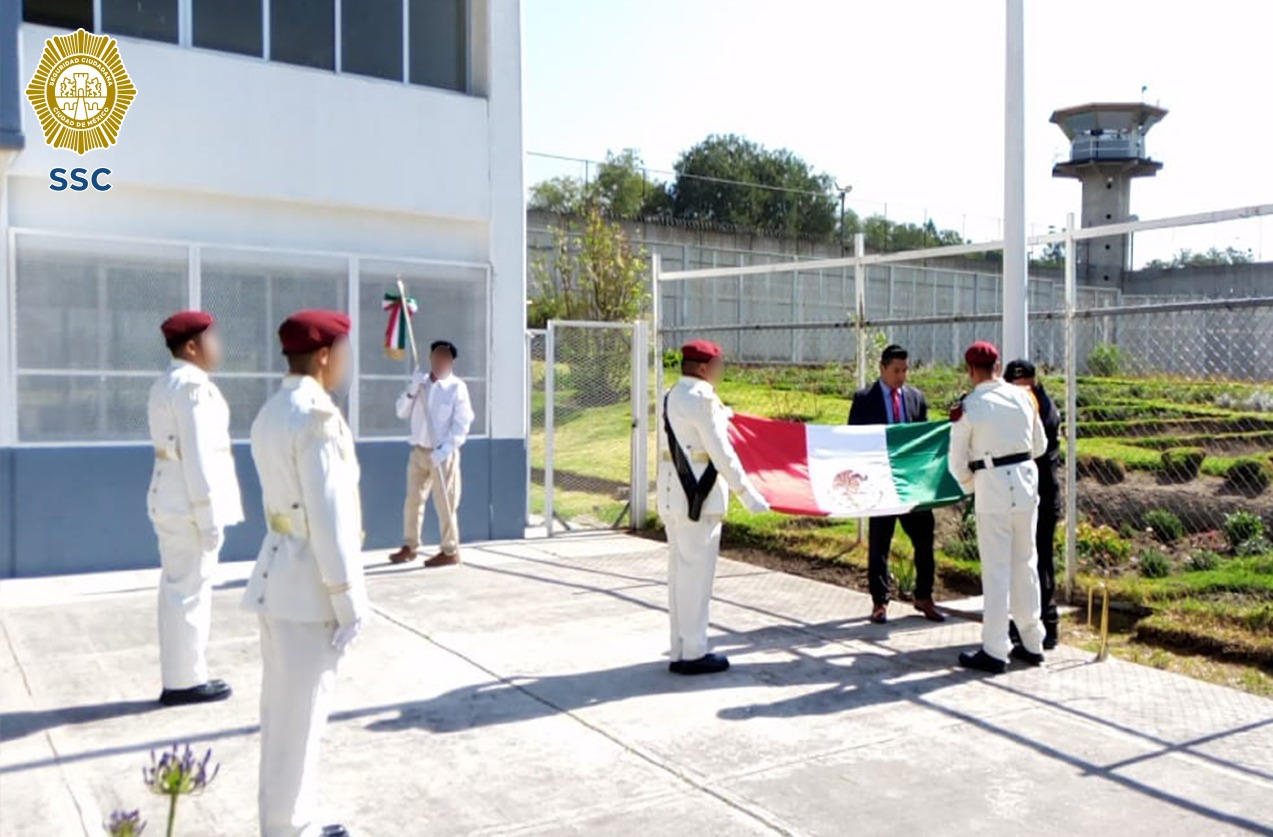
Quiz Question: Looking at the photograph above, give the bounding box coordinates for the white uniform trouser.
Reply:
[258,616,342,837]
[664,512,723,661]
[977,508,1046,661]
[153,516,218,690]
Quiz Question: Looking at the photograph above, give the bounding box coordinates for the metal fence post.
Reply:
[651,254,664,484]
[854,233,867,389]
[544,321,556,538]
[1063,213,1078,599]
[630,319,649,529]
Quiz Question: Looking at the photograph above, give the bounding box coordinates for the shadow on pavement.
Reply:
[1,699,162,743]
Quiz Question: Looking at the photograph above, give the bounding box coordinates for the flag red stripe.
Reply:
[727,413,825,516]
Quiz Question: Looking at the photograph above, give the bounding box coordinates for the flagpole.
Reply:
[397,277,421,369]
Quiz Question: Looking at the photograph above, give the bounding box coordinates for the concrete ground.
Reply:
[2,533,1271,837]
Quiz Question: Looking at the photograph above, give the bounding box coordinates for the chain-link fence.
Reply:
[652,206,1273,669]
[536,320,649,534]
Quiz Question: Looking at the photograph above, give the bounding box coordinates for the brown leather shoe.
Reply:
[913,598,947,622]
[388,546,418,565]
[870,603,888,624]
[423,551,460,568]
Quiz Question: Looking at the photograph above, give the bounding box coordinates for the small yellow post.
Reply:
[1087,585,1095,629]
[1095,582,1111,662]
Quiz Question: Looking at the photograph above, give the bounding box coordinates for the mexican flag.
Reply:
[728,414,966,517]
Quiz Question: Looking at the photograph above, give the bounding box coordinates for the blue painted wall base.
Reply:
[0,438,527,578]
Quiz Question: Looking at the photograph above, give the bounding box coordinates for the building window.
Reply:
[22,0,93,30]
[357,261,487,437]
[14,235,188,443]
[193,0,262,58]
[341,0,402,82]
[270,0,335,71]
[409,0,466,92]
[101,0,179,44]
[200,249,348,438]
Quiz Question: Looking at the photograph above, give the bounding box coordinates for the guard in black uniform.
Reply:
[1004,359,1061,649]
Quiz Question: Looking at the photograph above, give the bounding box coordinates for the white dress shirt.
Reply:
[394,371,475,453]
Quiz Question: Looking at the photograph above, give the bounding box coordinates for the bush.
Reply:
[1187,550,1221,572]
[1161,447,1206,483]
[1236,535,1273,558]
[1076,521,1131,568]
[1077,454,1126,485]
[943,539,980,562]
[1143,509,1184,544]
[890,556,918,596]
[1087,343,1125,377]
[1138,549,1172,579]
[1223,511,1265,551]
[1223,458,1273,496]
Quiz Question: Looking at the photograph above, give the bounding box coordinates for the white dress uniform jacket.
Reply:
[244,375,366,837]
[657,376,766,661]
[948,379,1049,661]
[146,359,243,690]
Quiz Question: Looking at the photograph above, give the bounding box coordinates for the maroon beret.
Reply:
[965,340,1000,367]
[278,309,351,355]
[160,311,214,343]
[682,339,722,363]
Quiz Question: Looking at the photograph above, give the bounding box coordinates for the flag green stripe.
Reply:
[884,421,966,510]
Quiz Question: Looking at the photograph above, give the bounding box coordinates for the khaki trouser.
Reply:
[403,446,461,554]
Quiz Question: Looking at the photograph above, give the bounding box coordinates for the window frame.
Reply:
[6,226,492,446]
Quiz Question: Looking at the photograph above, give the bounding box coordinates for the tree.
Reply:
[862,216,964,252]
[528,204,649,402]
[669,134,837,237]
[528,149,670,219]
[1144,246,1254,270]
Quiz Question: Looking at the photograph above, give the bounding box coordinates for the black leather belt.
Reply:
[969,452,1031,472]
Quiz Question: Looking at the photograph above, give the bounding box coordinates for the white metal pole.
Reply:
[630,319,649,529]
[1064,213,1078,597]
[1003,0,1028,359]
[651,253,664,468]
[854,232,867,389]
[544,321,556,538]
[524,329,533,528]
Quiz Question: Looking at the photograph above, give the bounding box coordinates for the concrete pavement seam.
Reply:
[370,603,799,836]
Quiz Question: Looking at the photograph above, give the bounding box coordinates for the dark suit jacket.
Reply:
[848,380,928,426]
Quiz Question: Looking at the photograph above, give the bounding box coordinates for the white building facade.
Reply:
[0,0,526,576]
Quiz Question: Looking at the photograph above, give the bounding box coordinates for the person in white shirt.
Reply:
[147,310,243,707]
[388,340,475,568]
[947,340,1049,674]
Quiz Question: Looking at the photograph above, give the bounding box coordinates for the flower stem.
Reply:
[166,794,178,837]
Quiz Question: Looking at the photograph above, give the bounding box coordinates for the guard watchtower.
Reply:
[1051,102,1167,286]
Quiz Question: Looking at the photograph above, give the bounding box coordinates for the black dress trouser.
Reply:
[868,510,936,605]
[1036,492,1059,628]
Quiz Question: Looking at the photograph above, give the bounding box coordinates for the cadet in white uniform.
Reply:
[147,311,243,706]
[245,310,365,837]
[388,339,475,568]
[947,341,1048,674]
[657,340,768,675]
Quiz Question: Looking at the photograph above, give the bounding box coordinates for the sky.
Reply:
[523,0,1273,260]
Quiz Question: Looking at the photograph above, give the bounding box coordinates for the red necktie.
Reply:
[892,388,903,424]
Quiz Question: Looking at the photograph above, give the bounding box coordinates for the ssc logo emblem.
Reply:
[25,29,137,155]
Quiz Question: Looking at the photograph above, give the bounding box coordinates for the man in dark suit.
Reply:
[849,345,946,624]
[1004,359,1062,649]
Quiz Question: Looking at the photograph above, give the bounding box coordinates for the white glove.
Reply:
[332,619,362,653]
[199,527,224,553]
[742,489,770,514]
[430,444,451,467]
[407,370,428,396]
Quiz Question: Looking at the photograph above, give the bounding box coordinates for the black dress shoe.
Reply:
[958,650,1007,674]
[1010,645,1045,667]
[668,653,730,676]
[321,825,350,837]
[159,679,232,707]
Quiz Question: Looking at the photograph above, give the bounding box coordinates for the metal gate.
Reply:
[528,320,649,536]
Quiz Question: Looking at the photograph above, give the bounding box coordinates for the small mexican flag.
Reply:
[727,414,966,517]
[382,291,417,360]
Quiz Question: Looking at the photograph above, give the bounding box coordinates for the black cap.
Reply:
[1003,359,1036,382]
[430,339,457,359]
